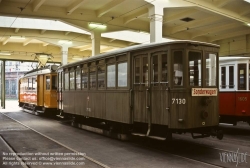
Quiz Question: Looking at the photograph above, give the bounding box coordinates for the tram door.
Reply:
[150,52,169,126]
[219,65,235,116]
[133,52,169,125]
[58,72,63,111]
[133,55,148,123]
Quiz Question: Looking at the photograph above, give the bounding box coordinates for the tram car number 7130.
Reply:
[56,41,223,141]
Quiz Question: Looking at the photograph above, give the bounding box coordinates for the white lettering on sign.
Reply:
[192,88,217,96]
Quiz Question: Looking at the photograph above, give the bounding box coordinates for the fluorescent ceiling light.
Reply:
[58,40,72,44]
[89,22,106,28]
[10,36,25,39]
[244,0,250,3]
[0,52,11,55]
[247,23,250,26]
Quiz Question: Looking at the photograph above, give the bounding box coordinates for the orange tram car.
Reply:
[19,65,58,114]
[219,57,250,126]
[57,41,223,140]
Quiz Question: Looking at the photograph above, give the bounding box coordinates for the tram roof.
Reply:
[59,40,219,69]
[219,57,250,62]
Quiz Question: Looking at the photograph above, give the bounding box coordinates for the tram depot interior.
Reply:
[0,0,250,105]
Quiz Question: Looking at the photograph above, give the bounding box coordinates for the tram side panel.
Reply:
[220,91,250,123]
[37,75,44,107]
[105,92,130,123]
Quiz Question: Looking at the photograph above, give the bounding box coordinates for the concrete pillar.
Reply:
[91,31,101,56]
[148,5,164,43]
[1,60,5,109]
[61,45,68,65]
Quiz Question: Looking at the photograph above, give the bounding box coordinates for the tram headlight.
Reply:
[201,110,208,119]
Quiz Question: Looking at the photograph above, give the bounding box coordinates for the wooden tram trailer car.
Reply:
[19,65,58,114]
[219,57,250,125]
[58,41,223,140]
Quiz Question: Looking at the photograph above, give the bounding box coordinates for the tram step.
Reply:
[56,115,64,119]
[148,136,166,141]
[131,133,146,137]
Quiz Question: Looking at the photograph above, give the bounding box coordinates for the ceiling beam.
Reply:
[43,43,49,46]
[170,16,221,34]
[123,8,148,24]
[41,29,46,34]
[3,37,10,45]
[23,38,33,46]
[240,8,250,16]
[15,28,20,33]
[216,0,232,8]
[65,31,70,35]
[209,29,250,42]
[109,38,116,42]
[101,47,114,53]
[184,0,250,25]
[67,0,85,15]
[191,23,240,39]
[96,0,125,17]
[33,0,47,12]
[79,44,92,51]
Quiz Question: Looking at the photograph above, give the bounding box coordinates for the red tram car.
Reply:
[57,41,223,140]
[219,57,250,125]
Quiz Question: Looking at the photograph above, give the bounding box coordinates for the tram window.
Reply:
[46,76,50,90]
[143,57,148,86]
[135,58,140,84]
[162,54,168,82]
[64,72,69,90]
[205,53,216,86]
[28,78,32,90]
[61,72,64,90]
[32,78,37,90]
[82,68,88,89]
[221,67,226,89]
[76,69,81,89]
[98,65,105,88]
[107,64,116,87]
[189,51,201,86]
[52,76,57,90]
[118,62,127,87]
[173,51,183,86]
[70,71,75,90]
[89,67,96,89]
[58,73,61,89]
[152,56,158,86]
[229,66,234,88]
[238,64,246,90]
